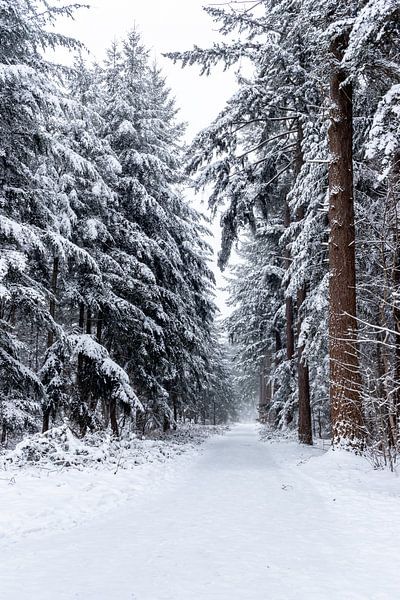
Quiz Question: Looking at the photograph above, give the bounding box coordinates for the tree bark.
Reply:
[1,422,7,445]
[47,256,59,348]
[284,202,295,361]
[172,393,178,430]
[328,33,364,449]
[86,307,92,335]
[297,284,312,444]
[294,123,313,445]
[283,199,295,426]
[42,256,59,433]
[79,303,85,331]
[259,352,272,423]
[110,397,119,437]
[96,309,103,344]
[387,154,400,447]
[390,157,400,397]
[76,305,91,436]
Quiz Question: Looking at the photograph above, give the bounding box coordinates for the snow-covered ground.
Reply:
[0,424,221,544]
[1,423,400,599]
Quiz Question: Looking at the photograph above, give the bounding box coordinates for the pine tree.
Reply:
[0,0,83,441]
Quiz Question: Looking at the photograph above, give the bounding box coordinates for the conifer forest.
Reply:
[1,1,400,599]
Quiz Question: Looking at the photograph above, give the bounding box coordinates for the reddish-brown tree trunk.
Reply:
[294,123,313,445]
[297,284,312,444]
[328,34,363,448]
[390,158,400,388]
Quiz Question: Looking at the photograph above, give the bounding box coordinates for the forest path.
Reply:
[1,423,400,600]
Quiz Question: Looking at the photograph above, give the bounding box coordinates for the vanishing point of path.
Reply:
[1,424,399,600]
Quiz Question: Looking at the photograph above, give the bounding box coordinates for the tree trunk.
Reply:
[76,305,92,437]
[297,285,312,444]
[328,33,363,449]
[390,157,400,398]
[284,201,295,361]
[42,256,59,433]
[96,309,103,343]
[1,422,7,445]
[110,397,119,437]
[259,359,265,421]
[172,394,178,430]
[47,256,59,348]
[86,307,92,335]
[294,123,312,445]
[79,303,85,331]
[259,352,272,423]
[283,201,295,426]
[42,406,51,434]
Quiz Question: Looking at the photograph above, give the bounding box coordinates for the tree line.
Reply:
[0,0,237,445]
[168,0,400,465]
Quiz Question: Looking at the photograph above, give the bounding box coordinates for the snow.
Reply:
[1,423,400,599]
[0,425,223,542]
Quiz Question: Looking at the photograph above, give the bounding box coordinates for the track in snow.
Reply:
[1,423,400,600]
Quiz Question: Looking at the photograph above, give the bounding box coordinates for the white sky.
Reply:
[58,0,239,314]
[60,0,238,138]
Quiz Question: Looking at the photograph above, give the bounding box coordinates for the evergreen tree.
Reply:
[0,0,83,441]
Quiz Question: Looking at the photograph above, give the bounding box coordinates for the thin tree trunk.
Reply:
[283,199,295,426]
[47,256,59,348]
[172,393,178,430]
[297,285,312,444]
[388,154,400,448]
[77,304,90,437]
[96,309,103,343]
[110,397,119,437]
[42,402,51,434]
[328,33,363,449]
[294,123,312,445]
[42,256,59,433]
[79,303,85,331]
[259,359,265,421]
[86,307,92,335]
[259,352,272,423]
[1,419,7,445]
[390,157,400,399]
[284,202,295,361]
[269,328,283,425]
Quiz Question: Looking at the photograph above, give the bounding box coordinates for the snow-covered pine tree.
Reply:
[0,0,85,442]
[296,0,400,451]
[38,53,144,437]
[72,31,223,432]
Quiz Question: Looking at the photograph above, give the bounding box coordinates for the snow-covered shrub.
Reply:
[2,423,227,470]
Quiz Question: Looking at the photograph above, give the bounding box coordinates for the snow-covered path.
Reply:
[1,423,400,600]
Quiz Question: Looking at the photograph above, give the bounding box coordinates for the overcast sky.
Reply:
[59,0,239,313]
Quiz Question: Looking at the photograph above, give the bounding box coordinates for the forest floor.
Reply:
[1,423,400,599]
